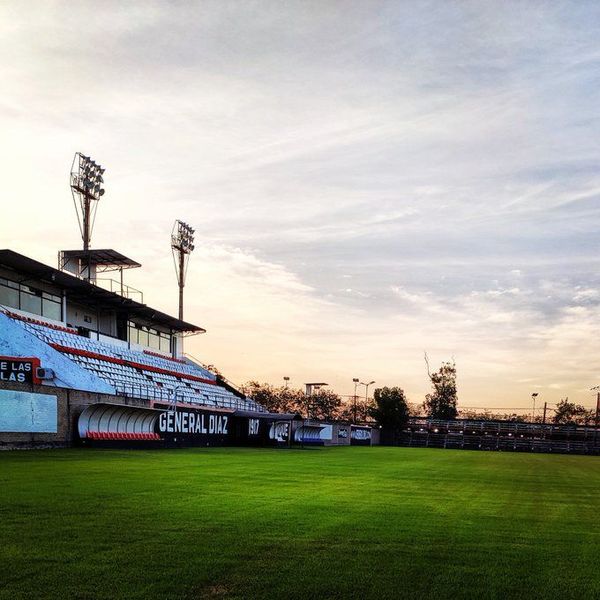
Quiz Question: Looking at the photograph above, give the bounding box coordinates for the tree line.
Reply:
[243,358,595,444]
[241,360,459,427]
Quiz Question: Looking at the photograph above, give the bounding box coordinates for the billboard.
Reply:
[156,408,231,446]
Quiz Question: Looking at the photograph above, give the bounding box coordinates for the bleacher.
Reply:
[5,310,266,413]
[402,417,600,455]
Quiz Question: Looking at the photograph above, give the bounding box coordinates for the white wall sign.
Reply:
[158,410,228,435]
[0,389,57,433]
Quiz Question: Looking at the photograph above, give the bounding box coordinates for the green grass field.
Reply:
[0,447,599,599]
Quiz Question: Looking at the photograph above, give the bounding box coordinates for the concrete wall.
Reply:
[65,302,98,331]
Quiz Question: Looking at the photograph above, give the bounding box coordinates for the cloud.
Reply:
[0,1,599,408]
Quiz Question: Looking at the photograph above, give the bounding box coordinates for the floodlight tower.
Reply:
[171,220,195,322]
[70,153,106,279]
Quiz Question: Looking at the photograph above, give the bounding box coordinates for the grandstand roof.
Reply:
[0,249,204,333]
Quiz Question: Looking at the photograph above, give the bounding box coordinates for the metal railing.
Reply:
[94,278,143,302]
[112,383,266,412]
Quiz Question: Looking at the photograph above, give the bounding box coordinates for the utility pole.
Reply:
[542,402,547,424]
[590,386,600,428]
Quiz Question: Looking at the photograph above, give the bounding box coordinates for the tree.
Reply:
[369,386,410,445]
[240,381,305,414]
[307,389,342,421]
[553,398,595,426]
[338,398,375,423]
[423,357,458,420]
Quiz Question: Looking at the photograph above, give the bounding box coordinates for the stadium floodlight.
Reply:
[171,219,196,322]
[70,152,106,263]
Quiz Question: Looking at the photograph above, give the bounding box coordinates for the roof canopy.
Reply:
[0,249,204,333]
[60,249,141,271]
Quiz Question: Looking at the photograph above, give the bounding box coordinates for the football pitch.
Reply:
[0,447,598,599]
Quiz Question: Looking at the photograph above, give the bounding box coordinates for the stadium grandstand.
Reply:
[0,151,327,449]
[0,250,265,412]
[0,245,298,448]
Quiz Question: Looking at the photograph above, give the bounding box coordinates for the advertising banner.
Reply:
[350,426,372,446]
[0,357,41,385]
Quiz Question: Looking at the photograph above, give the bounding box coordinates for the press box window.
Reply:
[0,278,19,309]
[128,321,172,352]
[20,285,42,315]
[42,292,62,321]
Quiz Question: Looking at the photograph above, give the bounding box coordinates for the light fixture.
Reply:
[172,219,196,323]
[69,152,106,257]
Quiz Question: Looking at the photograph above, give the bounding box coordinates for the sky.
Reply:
[1,1,600,410]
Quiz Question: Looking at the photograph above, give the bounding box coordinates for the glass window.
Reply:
[128,323,138,344]
[159,334,171,353]
[42,291,61,303]
[148,331,160,350]
[42,297,62,321]
[137,328,149,347]
[0,280,19,309]
[0,277,18,289]
[20,289,42,315]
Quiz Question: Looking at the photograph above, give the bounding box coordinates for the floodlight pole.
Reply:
[178,249,185,321]
[70,152,105,281]
[82,199,91,251]
[352,378,359,424]
[171,220,195,355]
[359,380,376,406]
[531,392,538,422]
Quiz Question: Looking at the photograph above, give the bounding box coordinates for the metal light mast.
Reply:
[171,220,195,321]
[70,153,106,251]
[70,153,105,279]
